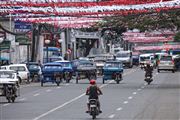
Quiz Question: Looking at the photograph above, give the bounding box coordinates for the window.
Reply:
[0,72,14,78]
[10,66,26,71]
[160,56,172,61]
[116,53,130,57]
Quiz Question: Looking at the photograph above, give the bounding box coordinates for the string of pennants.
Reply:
[0,0,179,28]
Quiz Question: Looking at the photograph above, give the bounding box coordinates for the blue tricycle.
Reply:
[102,61,123,84]
[41,63,64,86]
[54,60,73,83]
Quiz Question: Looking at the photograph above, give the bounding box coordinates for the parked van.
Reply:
[115,50,133,68]
[1,64,30,83]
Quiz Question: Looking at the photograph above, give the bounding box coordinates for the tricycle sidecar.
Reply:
[41,63,63,86]
[102,61,123,84]
[0,70,19,103]
[26,62,41,82]
[75,60,97,84]
[54,60,73,83]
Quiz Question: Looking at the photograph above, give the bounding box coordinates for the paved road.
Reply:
[0,67,180,120]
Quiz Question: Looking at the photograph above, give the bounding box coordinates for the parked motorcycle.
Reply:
[64,71,72,83]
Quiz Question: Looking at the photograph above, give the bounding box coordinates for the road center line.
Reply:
[33,93,40,97]
[108,114,115,118]
[33,68,137,120]
[128,96,133,99]
[3,103,10,106]
[123,101,129,104]
[116,107,123,111]
[137,88,142,91]
[19,98,26,101]
[46,89,52,92]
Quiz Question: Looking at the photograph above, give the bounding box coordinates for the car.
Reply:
[115,51,133,68]
[157,55,175,73]
[1,64,30,83]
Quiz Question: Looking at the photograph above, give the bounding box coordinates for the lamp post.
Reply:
[45,39,50,63]
[0,38,4,64]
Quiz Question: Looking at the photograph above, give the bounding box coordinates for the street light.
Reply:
[0,38,4,66]
[45,39,51,63]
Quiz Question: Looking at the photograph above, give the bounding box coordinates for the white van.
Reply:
[139,53,155,68]
[1,64,30,83]
[116,50,133,68]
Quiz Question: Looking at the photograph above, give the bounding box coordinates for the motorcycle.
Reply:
[144,71,153,85]
[88,99,101,119]
[0,83,19,103]
[64,71,72,83]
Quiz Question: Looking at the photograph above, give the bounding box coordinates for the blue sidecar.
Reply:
[26,62,41,82]
[103,61,123,84]
[54,60,73,83]
[41,63,63,86]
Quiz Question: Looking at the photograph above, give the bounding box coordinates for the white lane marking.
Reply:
[123,101,128,104]
[33,93,85,120]
[33,69,137,120]
[65,84,69,86]
[141,85,145,88]
[128,96,133,100]
[56,87,61,89]
[156,73,158,74]
[3,103,10,106]
[133,92,137,95]
[108,114,115,118]
[137,88,142,91]
[33,93,40,96]
[46,89,52,92]
[19,98,26,101]
[116,107,123,111]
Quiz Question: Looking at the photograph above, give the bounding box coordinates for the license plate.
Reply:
[90,105,96,107]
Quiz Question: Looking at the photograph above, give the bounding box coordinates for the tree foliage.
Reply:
[94,9,180,34]
[174,31,180,42]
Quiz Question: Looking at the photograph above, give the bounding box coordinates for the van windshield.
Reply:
[140,56,150,61]
[116,53,130,57]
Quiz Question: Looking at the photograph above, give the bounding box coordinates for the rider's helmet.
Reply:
[90,79,96,85]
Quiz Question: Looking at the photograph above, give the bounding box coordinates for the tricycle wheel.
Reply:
[17,77,22,84]
[7,98,11,103]
[116,80,120,84]
[76,77,79,84]
[57,82,60,86]
[11,97,15,103]
[33,75,39,82]
[102,78,105,84]
[41,82,43,87]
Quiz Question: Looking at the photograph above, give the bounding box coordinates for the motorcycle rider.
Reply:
[144,63,153,79]
[86,79,102,113]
